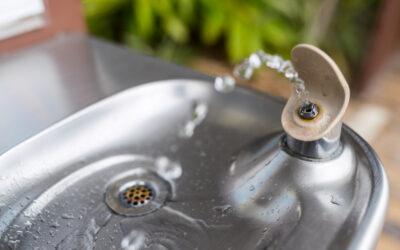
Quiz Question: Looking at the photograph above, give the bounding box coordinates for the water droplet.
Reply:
[61,213,75,219]
[24,220,33,230]
[266,55,283,69]
[249,53,262,68]
[249,185,255,191]
[213,204,233,217]
[255,50,271,63]
[155,156,182,180]
[278,60,292,73]
[234,59,254,80]
[214,75,236,93]
[49,221,60,228]
[290,77,304,86]
[179,103,208,138]
[330,195,343,206]
[121,230,146,250]
[284,67,297,79]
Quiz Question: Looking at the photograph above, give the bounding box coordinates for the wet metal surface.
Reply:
[0,79,387,249]
[0,34,209,154]
[0,35,388,249]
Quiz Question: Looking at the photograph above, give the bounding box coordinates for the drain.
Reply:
[120,182,154,207]
[105,171,169,216]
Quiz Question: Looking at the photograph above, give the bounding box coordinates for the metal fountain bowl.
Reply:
[0,78,388,250]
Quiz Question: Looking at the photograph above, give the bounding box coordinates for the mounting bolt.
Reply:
[299,103,319,120]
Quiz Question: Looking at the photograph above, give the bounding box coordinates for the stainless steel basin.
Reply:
[0,79,387,249]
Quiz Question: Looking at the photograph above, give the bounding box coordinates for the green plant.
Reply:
[82,0,379,80]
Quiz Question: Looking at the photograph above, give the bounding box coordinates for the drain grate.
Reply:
[121,183,154,207]
[105,171,169,217]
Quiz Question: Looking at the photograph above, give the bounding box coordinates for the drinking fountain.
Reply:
[225,44,387,250]
[0,36,388,250]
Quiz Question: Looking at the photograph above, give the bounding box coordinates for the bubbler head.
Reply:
[298,102,319,120]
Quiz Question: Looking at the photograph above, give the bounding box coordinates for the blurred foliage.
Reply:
[82,0,380,80]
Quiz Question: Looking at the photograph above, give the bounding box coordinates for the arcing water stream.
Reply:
[215,50,310,105]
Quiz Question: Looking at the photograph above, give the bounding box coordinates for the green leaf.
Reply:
[226,18,245,63]
[86,17,115,40]
[123,31,153,53]
[83,0,128,18]
[201,8,225,45]
[176,0,195,24]
[164,16,189,44]
[244,28,263,57]
[262,19,297,52]
[133,0,154,41]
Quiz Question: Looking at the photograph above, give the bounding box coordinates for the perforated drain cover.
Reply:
[121,182,154,207]
[105,171,170,216]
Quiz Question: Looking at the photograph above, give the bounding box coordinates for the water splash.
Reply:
[214,75,235,93]
[232,59,253,80]
[179,103,208,138]
[155,156,182,180]
[121,230,146,250]
[232,50,310,104]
